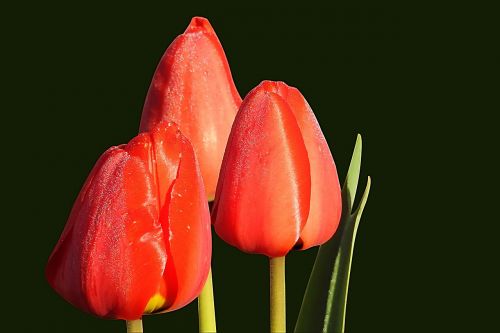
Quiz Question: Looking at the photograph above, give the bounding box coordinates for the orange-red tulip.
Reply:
[212,81,342,258]
[46,122,211,320]
[140,17,242,200]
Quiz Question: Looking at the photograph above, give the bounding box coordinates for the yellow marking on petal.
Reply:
[144,293,166,313]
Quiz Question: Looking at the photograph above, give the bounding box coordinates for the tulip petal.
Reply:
[213,87,311,257]
[161,130,211,311]
[140,17,241,200]
[262,81,342,250]
[150,121,182,209]
[45,148,121,315]
[46,137,167,320]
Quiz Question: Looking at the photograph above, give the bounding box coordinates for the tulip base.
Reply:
[270,256,286,333]
[126,319,143,333]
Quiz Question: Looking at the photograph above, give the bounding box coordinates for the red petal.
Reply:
[157,126,211,311]
[140,17,241,200]
[262,81,342,249]
[150,122,182,208]
[46,136,166,320]
[212,86,311,257]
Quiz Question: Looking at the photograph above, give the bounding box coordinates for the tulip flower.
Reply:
[212,80,342,257]
[140,16,242,201]
[211,81,342,332]
[46,121,211,322]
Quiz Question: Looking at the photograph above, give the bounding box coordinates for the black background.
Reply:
[2,1,495,332]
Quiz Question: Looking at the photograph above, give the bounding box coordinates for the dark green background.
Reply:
[3,2,493,332]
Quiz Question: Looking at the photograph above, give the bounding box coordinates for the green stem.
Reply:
[270,256,286,333]
[126,319,143,333]
[198,268,217,332]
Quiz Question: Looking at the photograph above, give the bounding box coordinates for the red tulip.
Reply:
[46,121,211,320]
[212,81,342,258]
[140,17,242,200]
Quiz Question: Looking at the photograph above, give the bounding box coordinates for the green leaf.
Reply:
[294,134,371,333]
[343,134,362,213]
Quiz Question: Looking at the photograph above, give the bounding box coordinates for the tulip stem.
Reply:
[270,256,286,332]
[198,268,217,332]
[126,319,143,333]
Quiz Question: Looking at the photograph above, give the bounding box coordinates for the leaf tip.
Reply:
[356,133,362,144]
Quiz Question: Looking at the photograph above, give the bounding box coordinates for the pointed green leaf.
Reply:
[343,134,362,213]
[295,135,371,333]
[323,177,371,333]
